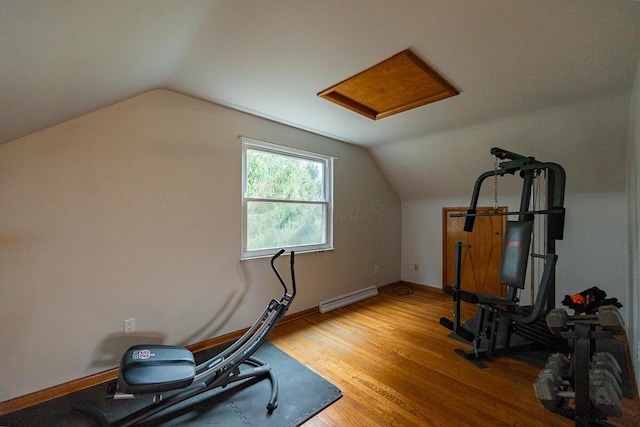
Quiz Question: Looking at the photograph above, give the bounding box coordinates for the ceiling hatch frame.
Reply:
[318,49,459,120]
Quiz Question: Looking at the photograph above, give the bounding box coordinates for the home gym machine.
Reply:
[440,147,566,363]
[78,249,296,427]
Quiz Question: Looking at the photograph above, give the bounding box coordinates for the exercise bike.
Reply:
[79,249,296,426]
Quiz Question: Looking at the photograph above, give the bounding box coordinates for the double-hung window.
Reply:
[241,137,333,259]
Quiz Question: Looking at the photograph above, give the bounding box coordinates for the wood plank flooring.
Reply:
[269,283,639,427]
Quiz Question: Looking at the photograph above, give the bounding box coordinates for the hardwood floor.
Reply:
[269,284,639,427]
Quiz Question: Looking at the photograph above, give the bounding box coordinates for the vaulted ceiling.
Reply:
[2,1,639,199]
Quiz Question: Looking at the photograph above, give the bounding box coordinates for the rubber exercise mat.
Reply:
[0,342,342,426]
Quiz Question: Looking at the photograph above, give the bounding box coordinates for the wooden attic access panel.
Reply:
[318,49,459,120]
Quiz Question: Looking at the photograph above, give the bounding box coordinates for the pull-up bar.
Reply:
[450,208,565,218]
[463,148,566,241]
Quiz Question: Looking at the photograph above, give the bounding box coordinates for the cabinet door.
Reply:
[442,207,506,296]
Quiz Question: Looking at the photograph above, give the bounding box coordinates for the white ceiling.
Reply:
[2,1,640,199]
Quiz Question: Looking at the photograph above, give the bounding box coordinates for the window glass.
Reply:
[242,138,333,258]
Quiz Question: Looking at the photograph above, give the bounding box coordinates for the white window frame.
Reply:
[241,137,334,259]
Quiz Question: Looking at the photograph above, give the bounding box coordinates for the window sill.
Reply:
[240,247,334,261]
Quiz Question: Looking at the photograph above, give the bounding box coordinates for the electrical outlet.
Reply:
[125,318,135,335]
[374,265,379,274]
[414,263,419,272]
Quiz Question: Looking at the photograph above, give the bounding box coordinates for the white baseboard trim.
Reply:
[318,285,379,313]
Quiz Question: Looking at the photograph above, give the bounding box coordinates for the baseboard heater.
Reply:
[318,285,379,313]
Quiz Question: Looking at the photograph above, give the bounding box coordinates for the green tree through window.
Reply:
[242,138,333,258]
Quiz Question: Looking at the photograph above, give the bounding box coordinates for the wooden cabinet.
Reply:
[442,207,506,296]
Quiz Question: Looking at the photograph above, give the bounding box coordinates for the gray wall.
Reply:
[628,59,640,385]
[401,192,628,310]
[0,90,401,401]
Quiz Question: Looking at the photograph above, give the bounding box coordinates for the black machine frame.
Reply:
[461,147,566,308]
[440,147,566,361]
[78,249,296,427]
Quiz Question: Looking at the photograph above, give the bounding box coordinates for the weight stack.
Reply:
[514,306,560,349]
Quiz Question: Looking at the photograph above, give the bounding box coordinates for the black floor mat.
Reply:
[0,342,342,426]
